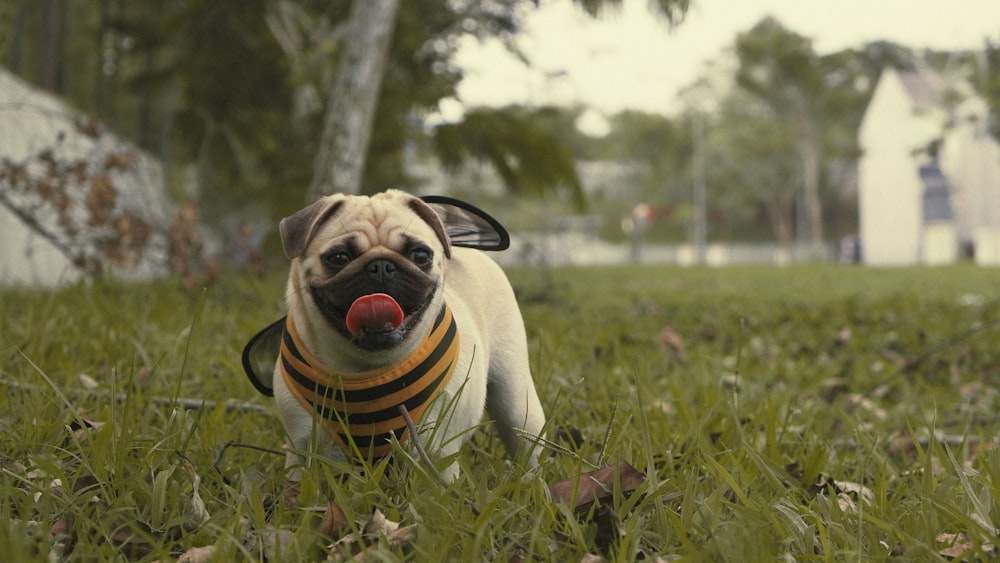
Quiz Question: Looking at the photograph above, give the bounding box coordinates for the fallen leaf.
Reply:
[549,462,646,512]
[78,373,99,389]
[659,326,685,360]
[937,532,976,559]
[283,479,301,510]
[319,501,349,539]
[842,394,887,420]
[819,377,848,404]
[176,545,214,563]
[815,474,874,513]
[719,374,741,390]
[554,423,585,448]
[179,455,210,530]
[550,462,646,554]
[363,509,414,544]
[69,408,107,439]
[260,526,294,560]
[328,508,417,560]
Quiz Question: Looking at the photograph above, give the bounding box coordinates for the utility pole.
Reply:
[692,112,707,264]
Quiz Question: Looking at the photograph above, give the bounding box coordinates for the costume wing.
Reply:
[241,317,284,396]
[421,195,510,251]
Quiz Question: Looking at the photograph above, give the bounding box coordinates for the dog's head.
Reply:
[281,190,452,351]
[242,190,509,395]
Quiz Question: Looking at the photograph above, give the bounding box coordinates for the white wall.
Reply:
[858,68,934,266]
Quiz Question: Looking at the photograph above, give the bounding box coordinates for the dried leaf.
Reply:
[179,456,210,530]
[815,474,874,513]
[319,501,349,539]
[819,377,848,404]
[328,509,417,560]
[659,325,685,360]
[550,462,646,513]
[260,526,294,559]
[937,532,976,559]
[48,514,71,561]
[842,393,887,420]
[176,545,214,563]
[364,509,415,546]
[550,462,645,553]
[364,509,400,536]
[77,373,99,390]
[283,479,301,510]
[554,423,585,448]
[70,408,107,436]
[720,374,741,390]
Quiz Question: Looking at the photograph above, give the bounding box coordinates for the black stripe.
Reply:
[282,327,307,364]
[284,310,456,405]
[338,425,405,449]
[314,357,455,424]
[336,315,456,403]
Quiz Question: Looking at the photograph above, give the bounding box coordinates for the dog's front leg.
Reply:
[485,350,545,467]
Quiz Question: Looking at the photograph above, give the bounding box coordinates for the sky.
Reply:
[451,0,1000,123]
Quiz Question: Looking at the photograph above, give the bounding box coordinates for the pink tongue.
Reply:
[345,293,405,335]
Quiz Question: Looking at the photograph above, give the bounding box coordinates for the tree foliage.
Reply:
[433,106,586,209]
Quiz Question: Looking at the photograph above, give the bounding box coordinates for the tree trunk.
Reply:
[41,0,65,93]
[306,0,399,201]
[763,196,794,250]
[799,119,824,259]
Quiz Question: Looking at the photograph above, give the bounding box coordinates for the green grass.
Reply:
[2,264,999,561]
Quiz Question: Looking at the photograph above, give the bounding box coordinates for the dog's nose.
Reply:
[364,259,397,281]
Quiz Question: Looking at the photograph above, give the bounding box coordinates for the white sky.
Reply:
[452,0,1000,119]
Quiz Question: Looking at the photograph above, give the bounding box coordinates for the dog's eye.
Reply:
[322,250,352,270]
[409,246,433,268]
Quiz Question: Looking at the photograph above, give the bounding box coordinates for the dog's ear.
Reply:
[241,317,284,396]
[279,196,345,259]
[408,197,453,259]
[418,195,510,252]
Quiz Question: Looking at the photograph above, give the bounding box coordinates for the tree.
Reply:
[2,0,691,263]
[432,106,586,209]
[305,0,690,203]
[709,90,800,246]
[734,17,827,256]
[307,0,398,200]
[981,39,1000,142]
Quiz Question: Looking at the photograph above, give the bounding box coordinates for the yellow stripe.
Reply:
[280,304,459,459]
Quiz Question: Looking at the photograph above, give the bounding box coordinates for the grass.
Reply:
[1,264,999,561]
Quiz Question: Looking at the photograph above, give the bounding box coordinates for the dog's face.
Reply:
[241,191,510,395]
[280,191,452,351]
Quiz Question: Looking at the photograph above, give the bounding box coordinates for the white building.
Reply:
[858,65,1000,266]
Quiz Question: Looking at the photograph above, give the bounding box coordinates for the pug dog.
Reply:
[242,190,545,482]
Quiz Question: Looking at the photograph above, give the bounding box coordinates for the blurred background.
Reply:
[2,0,999,287]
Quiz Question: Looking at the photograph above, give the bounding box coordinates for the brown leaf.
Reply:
[554,423,585,448]
[328,509,417,560]
[659,326,685,360]
[70,408,107,434]
[319,501,349,539]
[548,472,628,557]
[819,377,848,404]
[364,508,416,546]
[283,479,301,510]
[261,527,294,559]
[177,545,215,563]
[77,373,99,390]
[938,532,976,559]
[550,462,646,513]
